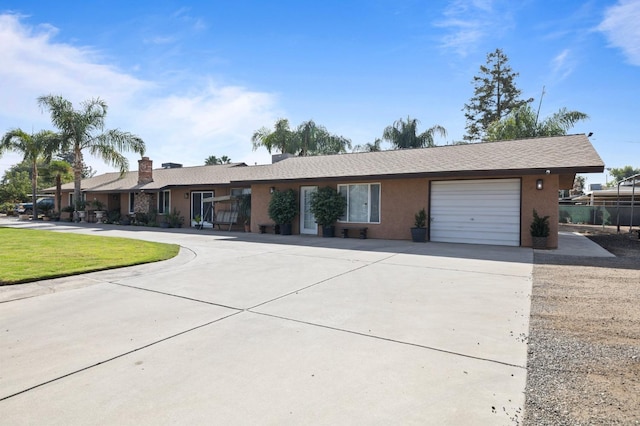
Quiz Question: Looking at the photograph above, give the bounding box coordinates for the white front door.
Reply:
[300,186,318,235]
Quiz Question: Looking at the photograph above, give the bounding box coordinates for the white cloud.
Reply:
[551,48,575,81]
[435,0,514,57]
[0,13,279,176]
[598,0,640,66]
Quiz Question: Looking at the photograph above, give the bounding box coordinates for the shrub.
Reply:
[268,189,297,225]
[309,187,346,226]
[530,209,550,237]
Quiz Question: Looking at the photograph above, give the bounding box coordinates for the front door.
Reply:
[300,186,318,235]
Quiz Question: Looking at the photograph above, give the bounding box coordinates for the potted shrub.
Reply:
[309,186,346,237]
[530,209,550,249]
[411,208,428,242]
[91,199,106,223]
[60,205,75,222]
[268,189,296,235]
[75,200,87,222]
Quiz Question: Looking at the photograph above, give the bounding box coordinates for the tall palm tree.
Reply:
[38,95,145,210]
[486,104,589,141]
[1,129,59,217]
[251,118,297,154]
[47,160,73,214]
[295,120,351,156]
[382,116,447,149]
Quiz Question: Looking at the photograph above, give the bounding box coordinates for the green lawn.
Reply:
[0,228,180,285]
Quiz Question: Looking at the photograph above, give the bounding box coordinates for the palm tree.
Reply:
[486,104,589,141]
[1,129,59,217]
[353,138,382,153]
[204,155,232,165]
[295,120,351,156]
[251,118,297,154]
[38,95,145,209]
[47,160,73,214]
[382,116,447,149]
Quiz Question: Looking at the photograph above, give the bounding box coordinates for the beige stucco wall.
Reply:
[251,174,561,247]
[521,174,559,248]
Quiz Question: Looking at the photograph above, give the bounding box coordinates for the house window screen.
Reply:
[337,183,381,223]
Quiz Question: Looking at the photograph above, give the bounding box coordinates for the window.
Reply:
[129,193,136,214]
[231,188,251,197]
[158,190,170,214]
[337,183,380,223]
[69,193,86,209]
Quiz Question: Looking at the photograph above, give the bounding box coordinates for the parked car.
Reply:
[15,197,54,215]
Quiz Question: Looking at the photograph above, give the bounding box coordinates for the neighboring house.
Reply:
[49,134,604,248]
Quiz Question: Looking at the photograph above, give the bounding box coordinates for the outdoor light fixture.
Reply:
[184,192,189,199]
[270,187,275,194]
[536,179,544,190]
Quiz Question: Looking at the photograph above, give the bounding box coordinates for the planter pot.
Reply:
[77,211,86,223]
[95,211,105,223]
[411,227,427,243]
[159,222,170,229]
[321,225,335,238]
[279,223,292,235]
[532,236,548,249]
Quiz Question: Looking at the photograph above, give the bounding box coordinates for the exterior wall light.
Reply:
[536,179,543,190]
[270,187,276,194]
[184,192,190,199]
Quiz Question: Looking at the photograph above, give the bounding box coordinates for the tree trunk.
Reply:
[73,148,83,210]
[31,160,38,219]
[55,174,62,214]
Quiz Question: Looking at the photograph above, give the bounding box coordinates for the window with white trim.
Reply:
[158,190,170,214]
[337,183,380,223]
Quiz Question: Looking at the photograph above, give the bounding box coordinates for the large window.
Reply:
[337,183,380,223]
[158,190,170,214]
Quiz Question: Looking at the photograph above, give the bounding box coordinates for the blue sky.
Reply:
[1,0,638,187]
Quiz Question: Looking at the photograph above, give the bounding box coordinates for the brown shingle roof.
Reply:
[53,134,604,192]
[57,163,248,192]
[235,134,604,183]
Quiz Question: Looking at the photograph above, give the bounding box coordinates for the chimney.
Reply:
[272,153,294,164]
[138,157,153,184]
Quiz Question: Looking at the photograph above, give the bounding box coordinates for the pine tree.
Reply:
[463,48,531,142]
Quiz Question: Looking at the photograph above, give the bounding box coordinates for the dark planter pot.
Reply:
[411,227,427,243]
[321,225,335,238]
[280,223,292,235]
[159,222,170,229]
[532,236,548,249]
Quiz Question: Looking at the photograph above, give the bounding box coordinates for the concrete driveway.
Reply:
[0,220,532,425]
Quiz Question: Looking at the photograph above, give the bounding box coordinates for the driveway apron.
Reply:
[0,219,532,425]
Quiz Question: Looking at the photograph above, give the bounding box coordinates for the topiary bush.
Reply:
[309,186,346,227]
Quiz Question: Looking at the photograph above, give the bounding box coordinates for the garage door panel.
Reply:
[430,179,521,246]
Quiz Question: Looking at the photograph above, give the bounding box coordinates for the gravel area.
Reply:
[524,224,640,425]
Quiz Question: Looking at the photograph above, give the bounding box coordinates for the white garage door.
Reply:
[430,179,521,246]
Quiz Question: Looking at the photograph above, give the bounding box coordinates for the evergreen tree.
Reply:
[463,48,531,142]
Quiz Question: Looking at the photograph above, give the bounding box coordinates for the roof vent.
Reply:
[161,162,183,169]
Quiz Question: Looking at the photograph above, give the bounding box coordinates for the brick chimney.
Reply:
[138,157,153,184]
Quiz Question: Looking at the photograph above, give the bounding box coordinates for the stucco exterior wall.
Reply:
[521,174,559,248]
[251,174,561,247]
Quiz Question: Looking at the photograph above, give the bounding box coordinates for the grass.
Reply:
[0,228,180,285]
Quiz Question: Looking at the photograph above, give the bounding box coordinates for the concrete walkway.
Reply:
[1,218,541,424]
